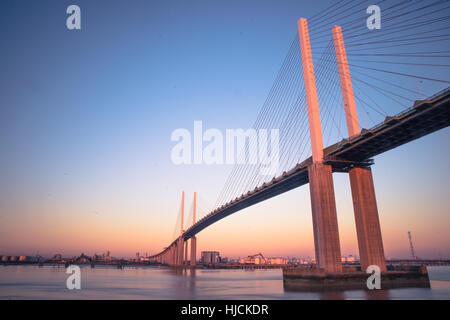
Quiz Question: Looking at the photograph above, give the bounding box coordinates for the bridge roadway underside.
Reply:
[150,90,449,260]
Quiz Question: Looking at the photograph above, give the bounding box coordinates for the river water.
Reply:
[0,265,449,299]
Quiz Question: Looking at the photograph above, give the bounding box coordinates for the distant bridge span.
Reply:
[150,88,449,260]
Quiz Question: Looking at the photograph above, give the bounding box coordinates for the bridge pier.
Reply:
[308,163,343,273]
[177,237,184,266]
[184,239,188,265]
[173,245,177,265]
[349,167,387,272]
[171,246,176,265]
[190,236,197,266]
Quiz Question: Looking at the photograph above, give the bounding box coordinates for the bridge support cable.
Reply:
[340,1,450,40]
[219,33,342,206]
[308,0,378,37]
[310,16,450,123]
[213,35,300,209]
[310,0,448,43]
[171,195,183,243]
[313,41,348,148]
[312,55,448,117]
[307,0,349,25]
[213,34,311,209]
[237,35,305,196]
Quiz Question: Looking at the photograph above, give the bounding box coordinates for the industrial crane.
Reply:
[247,253,267,264]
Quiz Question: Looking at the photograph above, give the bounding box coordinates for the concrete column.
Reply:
[184,240,188,265]
[173,244,177,266]
[308,163,343,273]
[177,237,184,266]
[191,192,197,267]
[190,236,197,266]
[171,246,176,265]
[332,25,386,272]
[298,18,324,163]
[180,191,185,235]
[174,245,178,265]
[332,25,360,137]
[349,167,387,272]
[174,245,179,266]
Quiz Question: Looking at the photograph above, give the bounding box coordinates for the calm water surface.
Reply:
[1,265,449,299]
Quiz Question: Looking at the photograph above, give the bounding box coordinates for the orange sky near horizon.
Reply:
[2,130,449,261]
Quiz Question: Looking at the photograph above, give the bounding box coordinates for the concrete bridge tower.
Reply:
[190,192,197,266]
[298,18,343,273]
[332,25,387,272]
[176,191,185,266]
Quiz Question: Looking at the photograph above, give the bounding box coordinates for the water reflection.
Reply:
[363,289,391,300]
[318,291,345,300]
[0,265,448,300]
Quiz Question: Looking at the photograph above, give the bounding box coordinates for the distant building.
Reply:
[49,254,62,262]
[0,255,39,263]
[342,255,358,263]
[75,253,92,263]
[19,256,39,262]
[201,251,220,264]
[268,257,288,265]
[97,251,113,262]
[92,254,101,261]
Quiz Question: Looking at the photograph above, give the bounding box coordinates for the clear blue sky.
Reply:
[0,0,449,259]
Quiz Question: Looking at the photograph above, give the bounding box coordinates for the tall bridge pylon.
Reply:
[298,18,343,273]
[332,25,387,272]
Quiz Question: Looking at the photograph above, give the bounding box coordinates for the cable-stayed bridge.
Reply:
[148,0,450,273]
